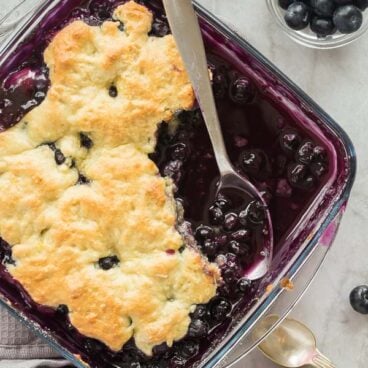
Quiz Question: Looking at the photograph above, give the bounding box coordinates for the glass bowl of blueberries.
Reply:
[267,0,368,48]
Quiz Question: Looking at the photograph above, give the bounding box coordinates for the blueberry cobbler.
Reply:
[0,1,333,367]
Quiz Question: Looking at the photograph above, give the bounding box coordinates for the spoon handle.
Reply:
[163,0,233,175]
[310,350,336,368]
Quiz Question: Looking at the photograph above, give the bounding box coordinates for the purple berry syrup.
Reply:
[0,1,349,367]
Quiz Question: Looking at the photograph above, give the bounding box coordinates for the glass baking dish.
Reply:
[0,1,356,367]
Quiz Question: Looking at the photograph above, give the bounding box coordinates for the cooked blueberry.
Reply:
[333,5,363,34]
[231,229,251,242]
[238,278,252,293]
[170,143,187,161]
[84,338,106,355]
[229,77,255,105]
[238,210,248,227]
[77,173,90,185]
[80,133,93,149]
[279,0,295,9]
[214,234,228,248]
[284,2,311,30]
[56,304,69,316]
[195,225,214,242]
[108,85,118,97]
[240,149,270,180]
[280,129,302,155]
[180,340,200,359]
[313,145,327,162]
[54,149,66,165]
[150,18,170,37]
[287,163,316,190]
[214,195,232,211]
[223,213,239,231]
[208,205,224,225]
[311,0,336,16]
[356,0,368,10]
[202,239,219,257]
[228,240,248,256]
[163,160,183,184]
[98,255,119,270]
[296,140,315,164]
[212,66,229,99]
[0,239,15,265]
[310,16,337,36]
[89,1,111,20]
[310,161,327,178]
[34,91,46,102]
[350,285,368,314]
[191,305,207,319]
[244,201,266,227]
[210,298,232,322]
[188,319,209,337]
[152,342,169,356]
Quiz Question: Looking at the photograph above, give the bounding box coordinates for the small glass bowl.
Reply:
[267,0,368,49]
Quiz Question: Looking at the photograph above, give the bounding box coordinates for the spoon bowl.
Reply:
[254,315,335,368]
[163,0,273,280]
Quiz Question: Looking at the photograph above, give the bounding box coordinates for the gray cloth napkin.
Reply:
[0,306,72,367]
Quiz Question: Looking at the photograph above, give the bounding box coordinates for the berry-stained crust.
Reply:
[0,0,332,367]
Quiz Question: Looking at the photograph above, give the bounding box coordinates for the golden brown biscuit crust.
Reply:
[0,1,219,355]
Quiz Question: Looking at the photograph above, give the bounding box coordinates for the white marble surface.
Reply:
[196,0,368,367]
[1,1,367,367]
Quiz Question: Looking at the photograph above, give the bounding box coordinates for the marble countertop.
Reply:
[0,1,367,367]
[196,0,368,367]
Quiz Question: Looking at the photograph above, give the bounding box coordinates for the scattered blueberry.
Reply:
[287,163,316,190]
[208,205,224,225]
[311,0,336,17]
[223,213,239,231]
[229,77,255,105]
[210,298,232,322]
[284,2,311,30]
[310,16,337,36]
[240,149,271,180]
[350,285,368,314]
[188,319,209,338]
[98,255,120,270]
[296,140,315,164]
[333,5,363,33]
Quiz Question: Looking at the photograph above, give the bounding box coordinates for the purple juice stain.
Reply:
[0,0,350,367]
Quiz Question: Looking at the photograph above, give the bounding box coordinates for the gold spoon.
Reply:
[254,315,335,368]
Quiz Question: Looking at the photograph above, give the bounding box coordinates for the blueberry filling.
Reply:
[98,256,120,270]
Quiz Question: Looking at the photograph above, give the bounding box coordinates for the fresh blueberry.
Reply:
[223,213,239,231]
[333,5,363,34]
[355,0,368,10]
[296,140,315,164]
[202,239,219,257]
[311,0,336,16]
[231,229,251,242]
[287,163,316,190]
[240,149,271,180]
[98,255,120,270]
[350,285,368,314]
[108,85,118,97]
[188,319,209,337]
[150,18,170,37]
[310,16,337,36]
[180,340,200,358]
[80,133,93,149]
[238,278,252,293]
[195,225,214,242]
[229,77,255,105]
[279,0,296,9]
[210,298,232,322]
[208,205,224,225]
[284,2,311,30]
[279,129,302,155]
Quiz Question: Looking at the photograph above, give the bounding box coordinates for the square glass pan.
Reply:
[0,1,356,367]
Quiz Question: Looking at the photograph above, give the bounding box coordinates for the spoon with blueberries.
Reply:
[279,0,368,37]
[163,0,273,280]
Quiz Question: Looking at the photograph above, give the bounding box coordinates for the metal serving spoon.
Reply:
[254,315,335,368]
[163,0,273,280]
